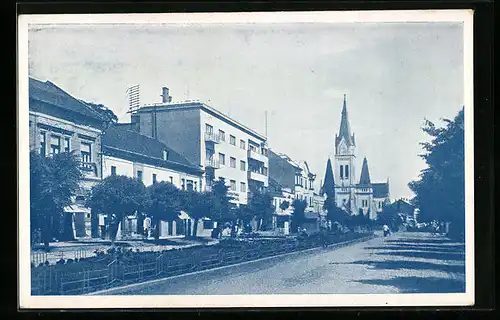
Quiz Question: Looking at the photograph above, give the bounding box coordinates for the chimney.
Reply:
[161,87,172,103]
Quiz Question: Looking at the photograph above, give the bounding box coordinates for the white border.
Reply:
[18,10,475,309]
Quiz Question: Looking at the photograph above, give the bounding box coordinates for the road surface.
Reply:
[97,232,466,295]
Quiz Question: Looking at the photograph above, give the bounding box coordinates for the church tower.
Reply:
[334,95,356,213]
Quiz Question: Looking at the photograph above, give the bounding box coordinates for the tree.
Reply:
[323,196,347,227]
[279,200,290,211]
[146,182,184,240]
[180,190,213,238]
[88,175,149,244]
[83,101,119,123]
[408,108,465,237]
[209,178,234,224]
[248,191,275,231]
[291,199,307,232]
[30,151,83,248]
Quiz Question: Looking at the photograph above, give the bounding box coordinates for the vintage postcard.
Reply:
[18,10,474,309]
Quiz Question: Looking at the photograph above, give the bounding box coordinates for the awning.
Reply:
[178,210,191,220]
[63,205,91,214]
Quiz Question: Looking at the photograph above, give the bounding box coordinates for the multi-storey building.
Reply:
[28,77,109,239]
[320,95,390,220]
[127,87,269,206]
[101,124,212,239]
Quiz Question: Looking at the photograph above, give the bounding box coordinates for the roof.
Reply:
[29,77,106,121]
[273,151,301,169]
[335,94,356,149]
[358,157,371,186]
[102,124,202,172]
[320,158,335,198]
[136,101,266,142]
[372,182,389,198]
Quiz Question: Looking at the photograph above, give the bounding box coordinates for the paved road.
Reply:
[98,232,466,295]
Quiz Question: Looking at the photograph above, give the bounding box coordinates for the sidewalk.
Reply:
[31,236,219,265]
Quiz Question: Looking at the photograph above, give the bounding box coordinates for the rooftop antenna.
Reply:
[126,84,140,113]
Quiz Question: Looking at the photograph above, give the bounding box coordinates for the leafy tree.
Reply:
[180,190,213,238]
[291,199,307,232]
[279,200,290,211]
[209,178,235,223]
[248,191,275,231]
[408,108,465,237]
[323,196,347,227]
[88,175,149,244]
[30,151,83,248]
[236,204,254,227]
[146,181,184,240]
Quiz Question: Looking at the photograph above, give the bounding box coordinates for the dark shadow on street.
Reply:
[364,244,465,252]
[375,250,465,261]
[385,238,458,245]
[345,259,465,274]
[354,276,465,293]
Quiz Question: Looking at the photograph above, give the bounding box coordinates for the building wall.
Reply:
[268,151,296,190]
[103,155,202,189]
[137,107,202,168]
[29,111,103,190]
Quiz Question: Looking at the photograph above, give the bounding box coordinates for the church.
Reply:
[320,95,390,220]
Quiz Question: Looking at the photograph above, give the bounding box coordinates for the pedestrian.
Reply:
[383,224,390,237]
[320,226,328,248]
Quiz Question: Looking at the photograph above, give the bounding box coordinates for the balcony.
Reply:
[248,170,268,186]
[205,158,220,169]
[204,132,221,144]
[247,148,267,163]
[80,162,98,177]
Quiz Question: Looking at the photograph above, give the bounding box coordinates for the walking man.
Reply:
[383,224,390,237]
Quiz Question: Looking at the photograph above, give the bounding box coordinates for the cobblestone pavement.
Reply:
[99,232,465,295]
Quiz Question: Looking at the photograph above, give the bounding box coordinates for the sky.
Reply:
[28,22,464,200]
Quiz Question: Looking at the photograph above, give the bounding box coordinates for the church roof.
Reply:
[372,182,389,198]
[358,157,371,186]
[335,94,356,149]
[320,158,335,198]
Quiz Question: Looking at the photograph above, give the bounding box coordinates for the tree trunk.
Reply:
[90,210,99,238]
[192,218,199,238]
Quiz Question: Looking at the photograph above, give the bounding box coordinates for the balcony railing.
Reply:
[205,158,220,169]
[204,132,221,144]
[80,162,98,176]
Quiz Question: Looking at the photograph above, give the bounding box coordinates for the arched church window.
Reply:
[340,165,344,179]
[345,165,349,178]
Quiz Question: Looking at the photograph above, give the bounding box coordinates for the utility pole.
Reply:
[265,110,268,138]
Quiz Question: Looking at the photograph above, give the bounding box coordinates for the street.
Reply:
[97,232,466,295]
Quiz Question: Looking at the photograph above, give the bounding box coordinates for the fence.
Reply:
[31,232,374,295]
[31,248,89,266]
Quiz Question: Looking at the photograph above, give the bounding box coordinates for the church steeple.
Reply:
[358,157,371,186]
[321,158,335,198]
[335,94,356,151]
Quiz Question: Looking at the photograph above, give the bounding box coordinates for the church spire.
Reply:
[358,157,371,186]
[321,158,335,198]
[335,94,355,150]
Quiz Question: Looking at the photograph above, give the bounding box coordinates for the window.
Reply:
[230,135,236,145]
[152,173,157,184]
[169,176,173,184]
[249,144,257,153]
[240,139,246,149]
[230,180,236,191]
[163,150,168,160]
[205,124,213,134]
[194,181,198,191]
[263,167,268,176]
[203,220,214,229]
[111,166,117,176]
[240,182,246,192]
[39,132,46,156]
[137,170,143,181]
[50,135,61,155]
[64,137,70,152]
[218,129,225,141]
[230,157,236,168]
[181,179,185,190]
[186,180,194,191]
[81,142,92,163]
[219,153,225,165]
[240,160,246,171]
[340,165,344,179]
[345,165,349,178]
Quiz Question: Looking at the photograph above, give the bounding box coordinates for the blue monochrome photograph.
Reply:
[20,11,473,306]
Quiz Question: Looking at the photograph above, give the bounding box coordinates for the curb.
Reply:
[86,234,377,295]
